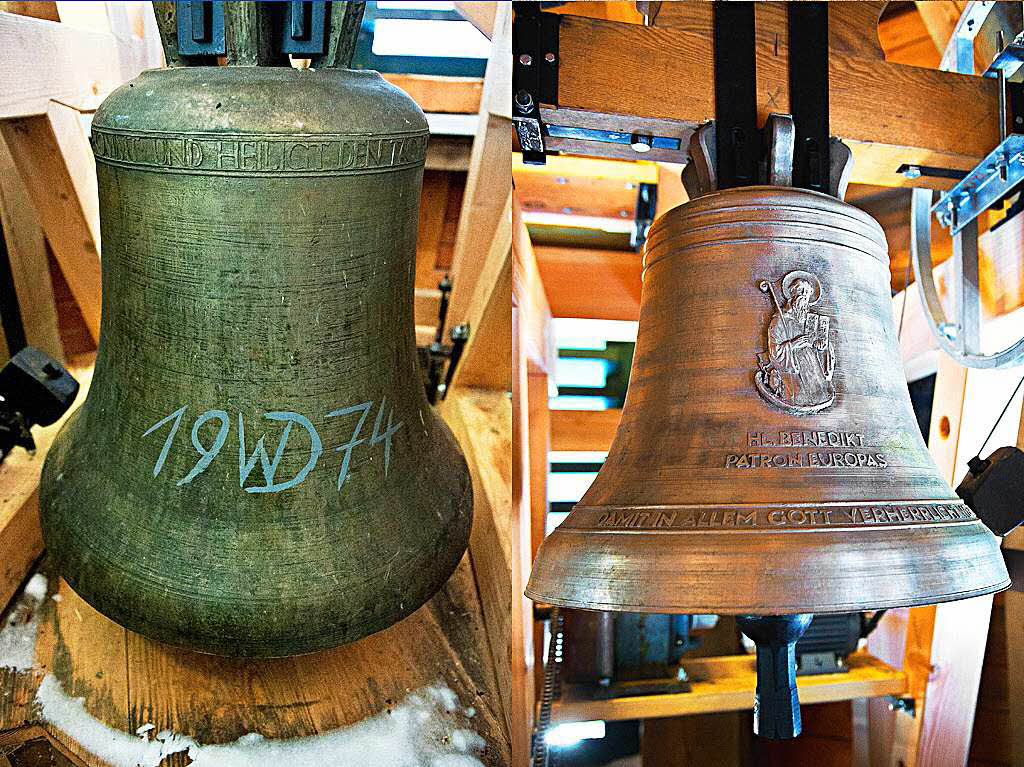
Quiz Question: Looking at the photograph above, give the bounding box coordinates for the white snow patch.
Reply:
[0,574,47,670]
[36,675,486,767]
[23,574,48,603]
[36,674,194,767]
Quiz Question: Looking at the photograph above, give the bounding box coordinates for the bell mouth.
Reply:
[526,504,1009,615]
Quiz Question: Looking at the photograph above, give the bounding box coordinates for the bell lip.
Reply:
[525,518,1010,616]
[524,579,1012,616]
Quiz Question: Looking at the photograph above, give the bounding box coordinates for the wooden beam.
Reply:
[550,408,621,453]
[1,101,102,343]
[545,5,999,188]
[0,138,62,360]
[534,245,641,322]
[381,74,483,115]
[454,0,495,39]
[0,11,147,118]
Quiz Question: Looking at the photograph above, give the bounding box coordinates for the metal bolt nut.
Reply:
[519,53,533,66]
[545,52,556,63]
[514,89,534,112]
[631,133,653,153]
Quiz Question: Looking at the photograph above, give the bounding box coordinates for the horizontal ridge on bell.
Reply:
[526,186,1009,616]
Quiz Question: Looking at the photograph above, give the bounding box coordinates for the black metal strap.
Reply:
[713,2,758,189]
[513,3,559,165]
[789,2,830,193]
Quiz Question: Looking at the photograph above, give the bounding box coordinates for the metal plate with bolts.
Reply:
[932,133,1024,235]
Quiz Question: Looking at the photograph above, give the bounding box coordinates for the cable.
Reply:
[977,373,1024,458]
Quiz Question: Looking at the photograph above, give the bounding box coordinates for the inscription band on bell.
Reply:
[91,128,430,177]
[575,502,977,531]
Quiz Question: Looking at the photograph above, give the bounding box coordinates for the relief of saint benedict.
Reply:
[754,270,836,414]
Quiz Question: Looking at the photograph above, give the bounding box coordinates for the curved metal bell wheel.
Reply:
[910,187,1024,368]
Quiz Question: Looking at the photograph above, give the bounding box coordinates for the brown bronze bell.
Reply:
[38,66,473,657]
[527,186,1009,733]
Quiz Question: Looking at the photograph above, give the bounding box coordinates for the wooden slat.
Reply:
[382,74,483,115]
[548,5,999,189]
[0,138,62,361]
[550,409,621,453]
[1,101,101,343]
[0,11,147,118]
[0,363,91,613]
[534,245,641,322]
[552,653,906,724]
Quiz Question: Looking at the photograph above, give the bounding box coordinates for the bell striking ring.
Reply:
[526,187,1009,733]
[39,67,473,657]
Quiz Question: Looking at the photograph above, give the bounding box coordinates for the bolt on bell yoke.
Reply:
[528,2,1010,739]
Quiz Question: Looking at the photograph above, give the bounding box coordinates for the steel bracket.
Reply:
[513,4,559,166]
[281,0,329,55]
[176,0,225,56]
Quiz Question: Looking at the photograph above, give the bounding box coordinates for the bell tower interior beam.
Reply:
[536,3,1000,189]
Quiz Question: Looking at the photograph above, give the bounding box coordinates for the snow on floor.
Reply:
[36,673,486,767]
[1,575,487,766]
[0,573,48,671]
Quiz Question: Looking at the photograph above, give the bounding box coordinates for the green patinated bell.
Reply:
[39,67,473,657]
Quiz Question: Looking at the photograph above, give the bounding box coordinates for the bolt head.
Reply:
[545,52,556,63]
[903,166,922,179]
[519,53,533,66]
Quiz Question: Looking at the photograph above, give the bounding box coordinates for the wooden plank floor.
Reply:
[0,366,512,767]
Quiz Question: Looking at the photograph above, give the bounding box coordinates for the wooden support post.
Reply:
[0,138,62,361]
[447,3,512,329]
[1,101,102,343]
[441,389,528,766]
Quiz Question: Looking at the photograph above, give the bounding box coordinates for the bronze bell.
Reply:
[527,186,1009,733]
[38,66,473,657]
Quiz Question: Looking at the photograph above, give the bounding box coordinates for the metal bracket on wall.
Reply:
[513,4,559,166]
